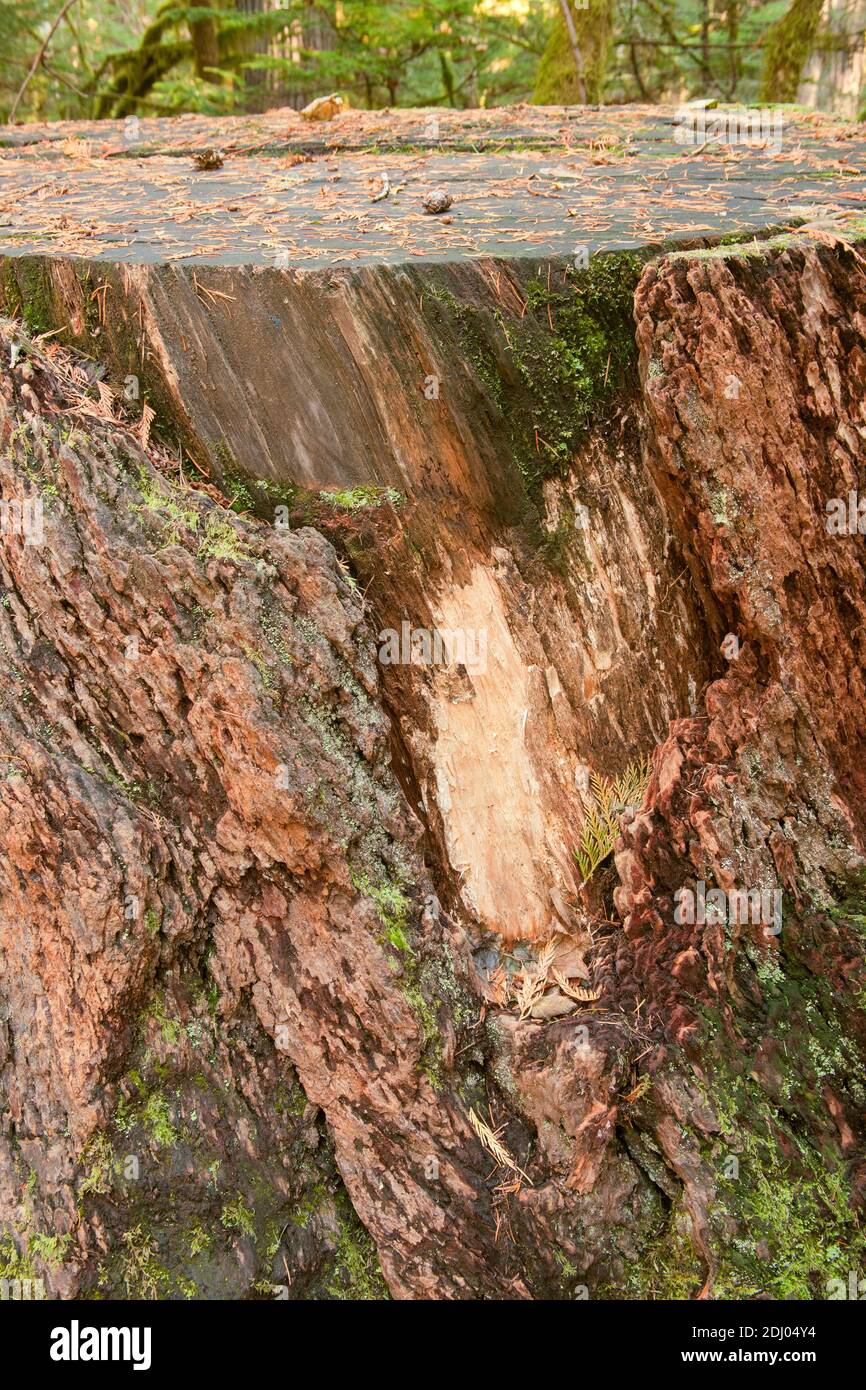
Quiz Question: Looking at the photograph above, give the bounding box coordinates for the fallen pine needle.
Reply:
[468,1107,532,1185]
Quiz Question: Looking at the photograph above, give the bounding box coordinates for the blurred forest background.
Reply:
[1,0,864,124]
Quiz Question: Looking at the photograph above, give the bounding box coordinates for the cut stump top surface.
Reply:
[1,103,864,269]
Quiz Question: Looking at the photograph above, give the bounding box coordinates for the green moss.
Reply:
[78,1132,118,1199]
[113,1225,171,1300]
[147,992,181,1046]
[553,1247,578,1280]
[0,1232,36,1281]
[533,0,612,104]
[273,1078,308,1120]
[318,486,403,512]
[426,280,507,410]
[700,968,862,1297]
[0,259,23,319]
[186,1222,212,1256]
[418,942,478,1034]
[293,1181,329,1230]
[78,267,103,337]
[0,256,56,336]
[828,869,866,933]
[223,470,302,525]
[706,1066,863,1299]
[671,230,804,264]
[326,1196,389,1300]
[619,883,866,1302]
[115,1077,179,1150]
[610,1199,705,1299]
[197,512,250,563]
[760,0,824,103]
[505,255,642,494]
[402,982,442,1088]
[297,687,411,882]
[426,252,643,505]
[141,1092,179,1149]
[537,505,591,579]
[351,869,411,951]
[351,867,443,1087]
[220,1196,256,1239]
[28,1232,71,1268]
[212,436,238,481]
[241,643,275,691]
[135,463,252,565]
[79,967,359,1301]
[135,465,200,542]
[211,454,303,526]
[224,475,254,513]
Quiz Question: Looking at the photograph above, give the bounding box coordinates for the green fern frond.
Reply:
[574,754,651,887]
[610,753,651,817]
[589,769,607,801]
[575,804,611,882]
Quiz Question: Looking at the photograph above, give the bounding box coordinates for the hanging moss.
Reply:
[533,0,612,105]
[92,3,190,119]
[760,0,825,104]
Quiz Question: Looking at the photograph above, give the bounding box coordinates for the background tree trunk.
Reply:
[760,0,825,102]
[533,0,613,104]
[795,0,866,118]
[188,0,222,81]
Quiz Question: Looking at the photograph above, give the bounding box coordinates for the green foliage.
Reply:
[574,754,650,885]
[0,0,550,123]
[326,1196,389,1299]
[220,1195,256,1239]
[0,0,852,123]
[28,1232,71,1268]
[116,1225,170,1299]
[141,1091,179,1148]
[609,0,787,103]
[0,1232,35,1280]
[318,486,403,512]
[197,511,249,562]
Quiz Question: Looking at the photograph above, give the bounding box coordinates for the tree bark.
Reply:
[188,0,222,81]
[1,227,865,1299]
[534,0,612,105]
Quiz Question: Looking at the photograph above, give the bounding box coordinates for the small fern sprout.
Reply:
[574,753,651,888]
